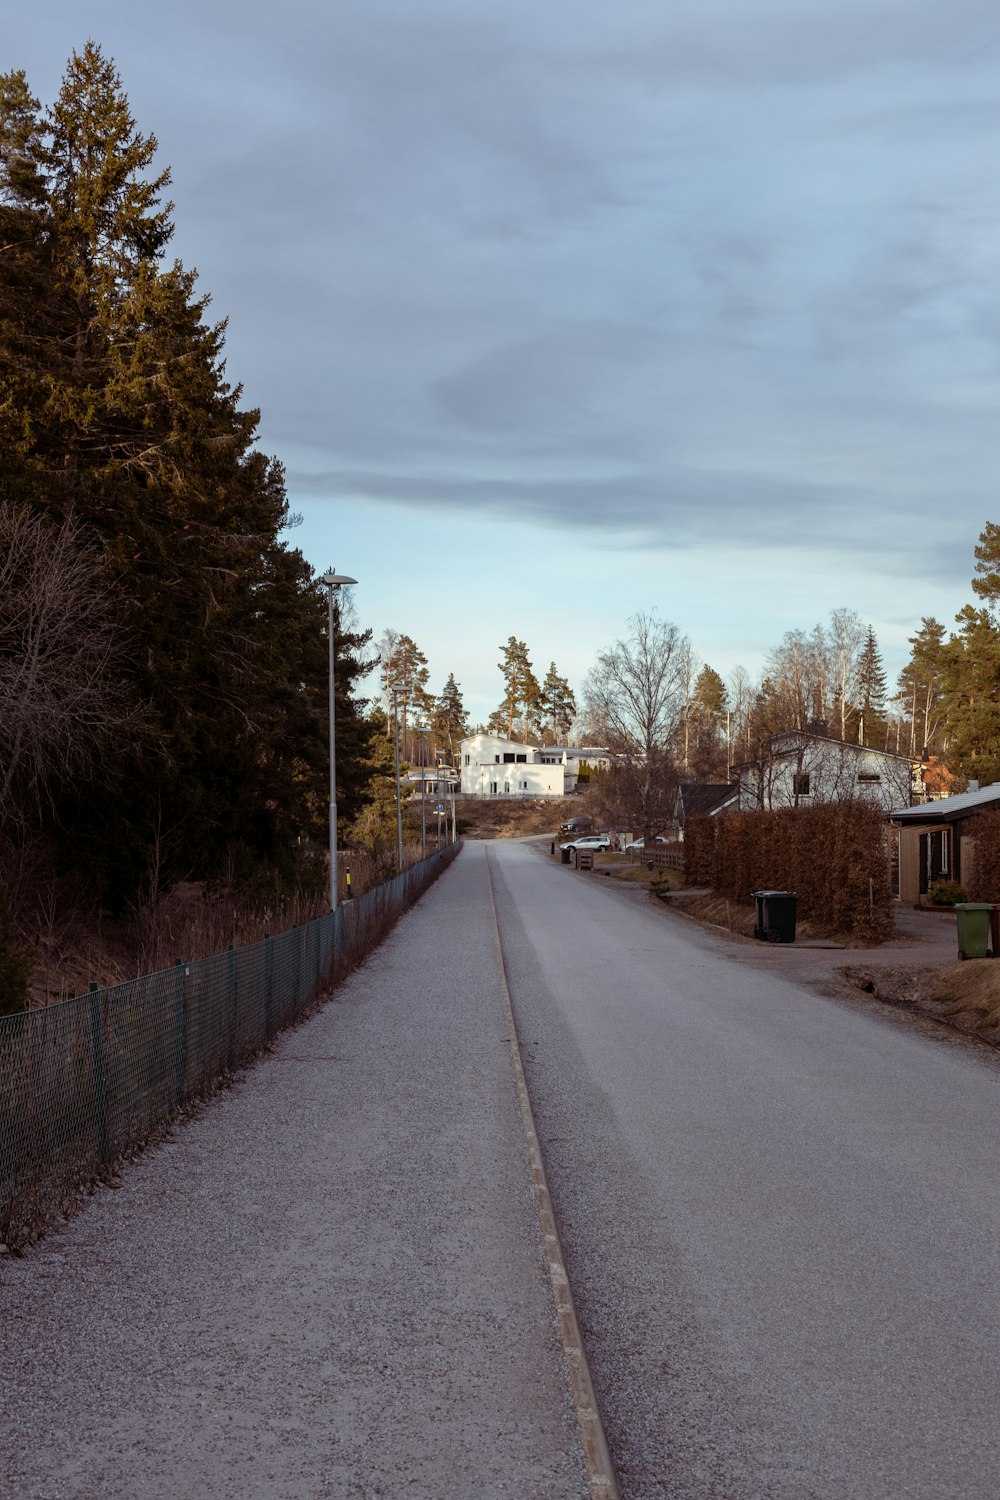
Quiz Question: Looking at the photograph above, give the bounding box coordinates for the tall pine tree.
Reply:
[856,626,887,746]
[0,45,374,900]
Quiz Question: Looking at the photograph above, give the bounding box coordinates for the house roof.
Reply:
[678,782,739,817]
[889,782,1000,824]
[734,730,917,771]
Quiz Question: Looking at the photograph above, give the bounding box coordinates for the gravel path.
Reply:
[0,844,588,1500]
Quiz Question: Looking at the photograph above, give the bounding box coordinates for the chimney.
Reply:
[968,780,980,794]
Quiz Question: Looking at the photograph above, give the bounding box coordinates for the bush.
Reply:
[928,880,966,907]
[969,810,1000,902]
[685,801,894,943]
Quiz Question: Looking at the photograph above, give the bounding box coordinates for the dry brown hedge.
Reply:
[968,810,1000,901]
[684,803,894,943]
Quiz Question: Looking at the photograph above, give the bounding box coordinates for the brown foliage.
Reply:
[685,802,894,942]
[968,810,1000,902]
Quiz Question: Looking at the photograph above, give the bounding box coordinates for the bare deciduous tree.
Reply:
[583,611,688,838]
[0,504,137,830]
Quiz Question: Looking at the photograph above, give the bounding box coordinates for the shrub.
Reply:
[927,880,966,907]
[968,810,1000,902]
[688,801,894,942]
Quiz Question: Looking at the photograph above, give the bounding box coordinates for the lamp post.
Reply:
[322,570,357,912]
[417,724,430,860]
[390,683,404,873]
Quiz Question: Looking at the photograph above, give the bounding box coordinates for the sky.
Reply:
[11,1,1000,725]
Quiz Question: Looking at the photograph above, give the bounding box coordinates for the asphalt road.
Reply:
[490,839,1000,1500]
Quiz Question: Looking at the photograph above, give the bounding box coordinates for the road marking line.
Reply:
[485,849,622,1500]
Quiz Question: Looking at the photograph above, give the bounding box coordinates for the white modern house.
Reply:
[737,731,919,814]
[459,734,610,798]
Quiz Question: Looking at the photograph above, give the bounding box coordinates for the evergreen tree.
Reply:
[433,673,468,762]
[539,662,576,742]
[688,664,729,778]
[0,46,375,901]
[379,632,430,759]
[940,605,1000,785]
[497,637,541,740]
[856,626,887,746]
[897,617,947,757]
[972,521,1000,616]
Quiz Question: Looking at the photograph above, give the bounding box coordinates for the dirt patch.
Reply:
[840,960,1000,1048]
[458,798,579,840]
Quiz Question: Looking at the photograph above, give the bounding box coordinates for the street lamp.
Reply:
[322,569,357,911]
[390,683,405,873]
[417,723,431,860]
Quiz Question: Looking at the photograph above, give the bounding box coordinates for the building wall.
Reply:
[898,829,922,905]
[740,740,914,814]
[459,733,566,797]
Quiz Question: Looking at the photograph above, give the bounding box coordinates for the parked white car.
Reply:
[624,835,669,850]
[560,834,612,852]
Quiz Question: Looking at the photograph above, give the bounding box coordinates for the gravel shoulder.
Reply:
[0,843,587,1500]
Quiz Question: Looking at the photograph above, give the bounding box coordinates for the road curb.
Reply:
[485,850,621,1500]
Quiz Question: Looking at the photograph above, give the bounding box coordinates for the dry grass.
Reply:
[24,843,430,1007]
[667,892,869,946]
[602,861,684,890]
[841,958,1000,1047]
[926,960,1000,1040]
[458,796,580,840]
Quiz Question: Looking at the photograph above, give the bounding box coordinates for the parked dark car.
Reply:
[559,815,594,834]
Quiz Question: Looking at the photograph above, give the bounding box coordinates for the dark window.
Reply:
[495,755,500,763]
[515,754,527,763]
[792,772,811,796]
[503,752,515,763]
[919,828,951,892]
[857,772,881,783]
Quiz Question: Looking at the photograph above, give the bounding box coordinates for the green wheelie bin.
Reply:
[955,903,992,960]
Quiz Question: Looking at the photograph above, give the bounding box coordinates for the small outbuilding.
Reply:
[889,782,1000,904]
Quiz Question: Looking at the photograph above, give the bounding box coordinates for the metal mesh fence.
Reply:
[0,842,461,1250]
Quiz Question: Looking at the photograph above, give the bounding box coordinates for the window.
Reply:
[522,780,529,789]
[857,772,881,784]
[495,755,500,763]
[504,780,510,793]
[792,772,811,796]
[503,752,515,763]
[489,781,498,795]
[515,754,527,763]
[464,754,470,766]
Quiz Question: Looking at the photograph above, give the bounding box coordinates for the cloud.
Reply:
[17,0,1000,663]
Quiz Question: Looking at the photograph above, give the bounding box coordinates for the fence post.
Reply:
[263,933,272,1041]
[174,958,185,1106]
[88,982,110,1164]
